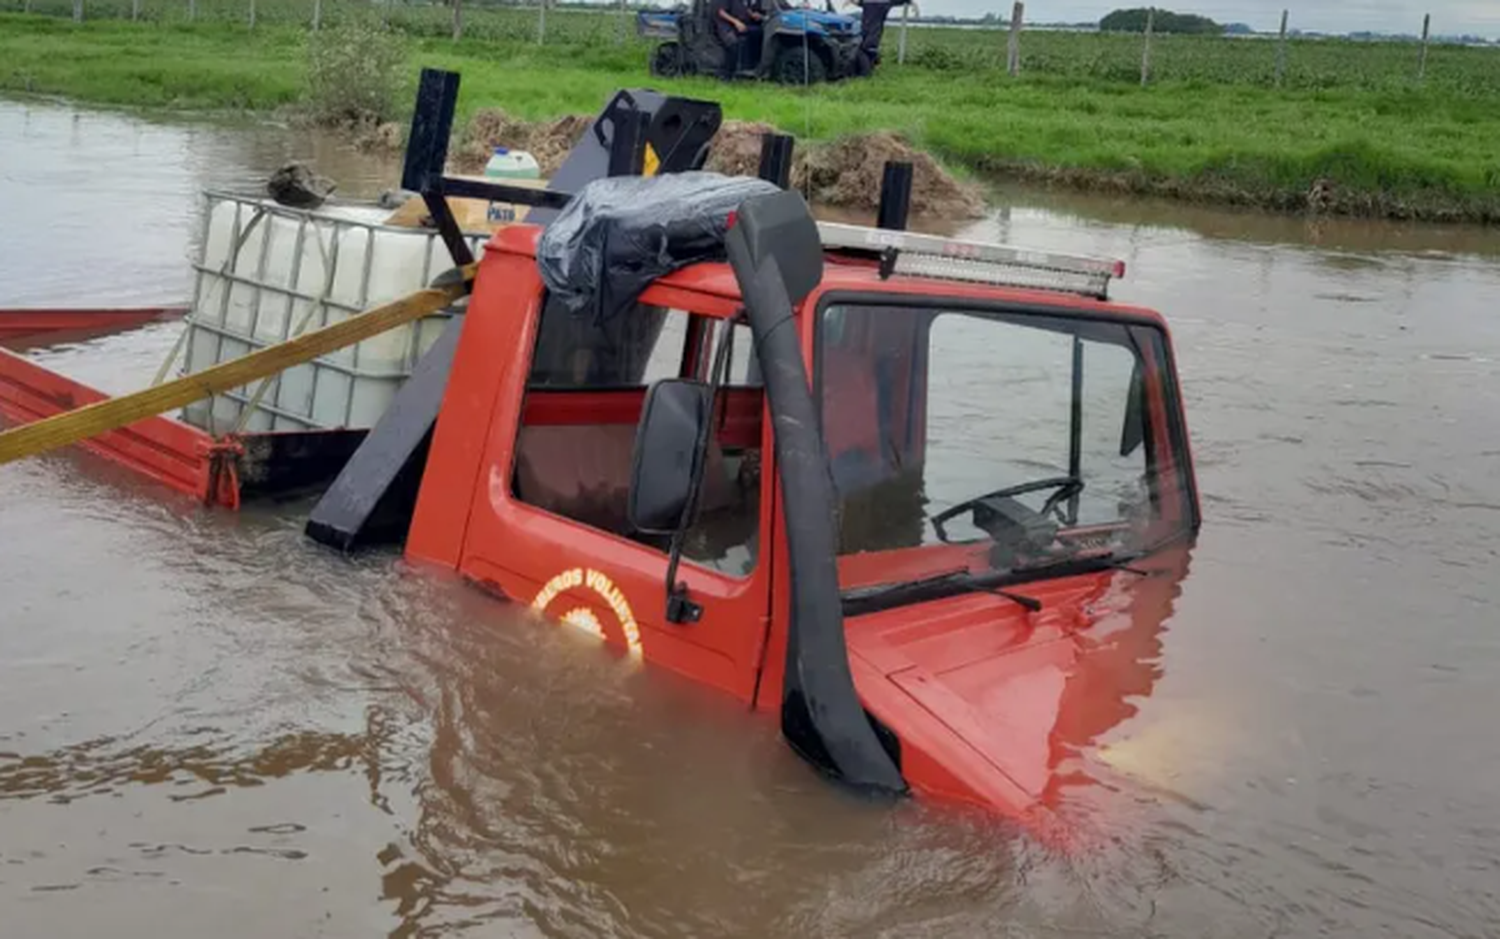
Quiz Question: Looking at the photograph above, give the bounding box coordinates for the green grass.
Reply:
[4,10,1500,221]
[0,16,305,108]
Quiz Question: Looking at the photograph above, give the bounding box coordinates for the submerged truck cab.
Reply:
[0,66,1198,834]
[404,182,1200,828]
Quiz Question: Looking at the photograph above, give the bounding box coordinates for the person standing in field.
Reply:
[845,0,915,69]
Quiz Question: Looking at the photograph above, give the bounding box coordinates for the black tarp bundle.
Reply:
[536,171,782,325]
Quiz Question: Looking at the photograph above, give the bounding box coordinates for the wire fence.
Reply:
[7,0,1499,95]
[7,0,650,45]
[891,4,1498,94]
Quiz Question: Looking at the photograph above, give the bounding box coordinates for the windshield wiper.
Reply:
[1010,550,1147,578]
[840,530,1193,618]
[842,568,1043,618]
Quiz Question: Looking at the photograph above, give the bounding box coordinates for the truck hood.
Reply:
[845,546,1192,840]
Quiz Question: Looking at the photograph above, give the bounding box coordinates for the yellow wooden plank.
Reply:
[0,264,477,466]
[382,177,550,232]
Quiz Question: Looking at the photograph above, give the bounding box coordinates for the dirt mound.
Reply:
[703,120,789,178]
[708,122,982,218]
[370,110,980,217]
[801,131,985,219]
[455,108,591,176]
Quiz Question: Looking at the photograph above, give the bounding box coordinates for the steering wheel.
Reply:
[930,476,1084,544]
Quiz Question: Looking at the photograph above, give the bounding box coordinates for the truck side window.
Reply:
[511,295,763,578]
[524,293,681,388]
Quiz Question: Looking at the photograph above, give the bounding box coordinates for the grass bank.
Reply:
[4,14,1499,222]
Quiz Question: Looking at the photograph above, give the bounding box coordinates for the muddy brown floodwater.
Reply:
[4,97,1500,939]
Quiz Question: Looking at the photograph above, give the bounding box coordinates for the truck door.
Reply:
[456,289,775,705]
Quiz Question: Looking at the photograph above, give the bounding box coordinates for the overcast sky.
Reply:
[965,1,1500,36]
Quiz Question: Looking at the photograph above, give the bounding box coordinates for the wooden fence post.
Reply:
[538,0,547,45]
[248,0,256,30]
[1006,1,1023,77]
[131,0,140,21]
[617,0,626,44]
[897,2,908,65]
[1140,7,1154,87]
[1275,9,1288,86]
[188,0,196,22]
[311,0,321,30]
[72,0,82,21]
[452,0,463,40]
[1418,13,1430,81]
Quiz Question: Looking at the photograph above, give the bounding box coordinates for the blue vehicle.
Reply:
[638,0,869,84]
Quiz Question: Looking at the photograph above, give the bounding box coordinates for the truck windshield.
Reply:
[817,300,1194,591]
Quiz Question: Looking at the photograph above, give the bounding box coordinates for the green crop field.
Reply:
[3,3,1499,221]
[902,27,1500,95]
[8,0,1496,94]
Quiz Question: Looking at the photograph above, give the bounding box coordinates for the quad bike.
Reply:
[639,0,869,84]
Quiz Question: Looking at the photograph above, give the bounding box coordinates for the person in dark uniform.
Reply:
[714,0,756,76]
[742,0,768,70]
[845,0,914,69]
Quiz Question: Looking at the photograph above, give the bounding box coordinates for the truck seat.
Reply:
[823,344,900,495]
[513,423,738,537]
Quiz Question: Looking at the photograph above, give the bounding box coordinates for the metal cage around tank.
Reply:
[175,190,488,435]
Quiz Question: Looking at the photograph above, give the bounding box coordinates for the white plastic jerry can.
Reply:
[485,147,541,225]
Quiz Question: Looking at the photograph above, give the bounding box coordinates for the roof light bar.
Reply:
[816,221,1126,299]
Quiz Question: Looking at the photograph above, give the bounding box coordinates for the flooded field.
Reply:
[4,97,1500,938]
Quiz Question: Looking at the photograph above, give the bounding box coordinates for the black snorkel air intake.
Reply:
[724,191,908,797]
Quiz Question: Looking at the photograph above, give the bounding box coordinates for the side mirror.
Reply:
[1120,358,1146,457]
[629,378,711,533]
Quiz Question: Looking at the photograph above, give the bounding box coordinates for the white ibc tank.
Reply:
[180,192,487,434]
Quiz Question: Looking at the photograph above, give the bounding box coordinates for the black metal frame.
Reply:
[1067,334,1084,525]
[757,133,796,188]
[401,66,915,278]
[876,161,913,231]
[400,68,652,272]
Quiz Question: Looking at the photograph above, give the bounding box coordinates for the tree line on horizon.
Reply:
[857,6,1229,35]
[1099,7,1223,34]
